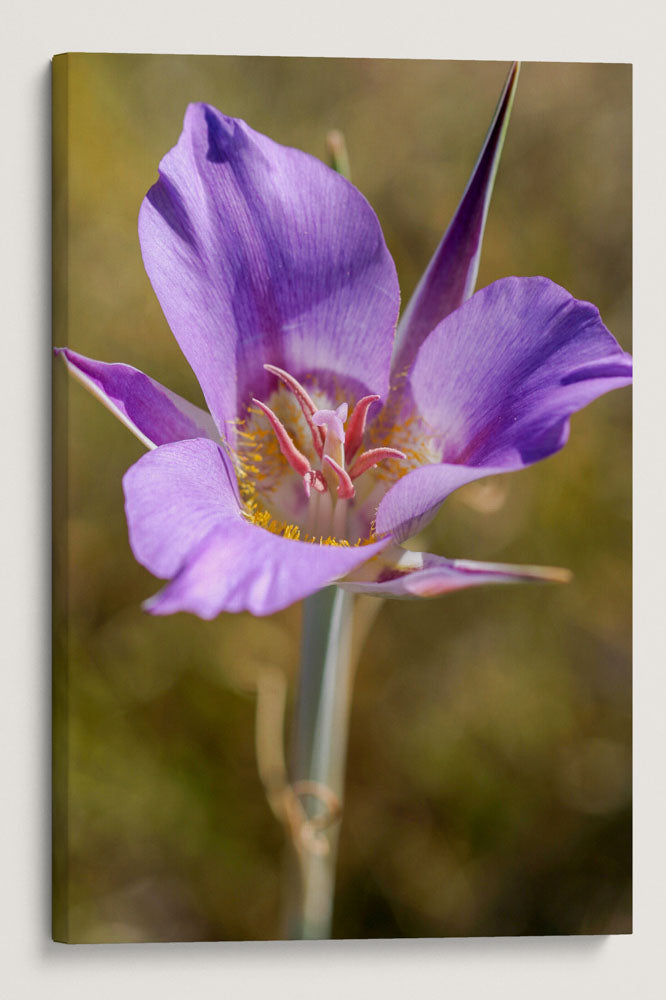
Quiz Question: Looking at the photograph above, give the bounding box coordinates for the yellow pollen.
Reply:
[232,395,375,547]
[230,380,416,547]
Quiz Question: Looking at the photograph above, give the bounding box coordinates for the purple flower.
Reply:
[57,69,632,618]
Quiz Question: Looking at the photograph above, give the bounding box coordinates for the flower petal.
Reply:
[409,277,632,467]
[377,276,632,540]
[145,523,391,618]
[138,104,400,436]
[392,63,519,374]
[376,463,505,540]
[341,548,571,598]
[56,348,218,449]
[123,439,241,579]
[123,437,390,617]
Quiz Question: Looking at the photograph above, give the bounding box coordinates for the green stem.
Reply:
[286,585,355,939]
[325,129,352,181]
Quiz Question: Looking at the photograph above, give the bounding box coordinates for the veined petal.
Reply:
[123,438,241,579]
[376,463,506,540]
[56,348,219,449]
[392,62,519,374]
[123,437,391,618]
[378,276,632,540]
[409,277,632,468]
[139,104,400,437]
[341,547,571,598]
[145,523,391,619]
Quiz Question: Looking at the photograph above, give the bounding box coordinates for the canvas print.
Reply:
[52,55,632,942]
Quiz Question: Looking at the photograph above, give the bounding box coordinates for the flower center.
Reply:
[237,364,405,545]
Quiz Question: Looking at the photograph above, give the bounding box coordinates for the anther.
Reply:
[323,455,355,500]
[251,398,312,478]
[263,364,325,457]
[344,395,380,462]
[348,446,406,480]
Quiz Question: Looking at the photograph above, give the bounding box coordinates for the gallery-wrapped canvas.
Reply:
[53,54,632,943]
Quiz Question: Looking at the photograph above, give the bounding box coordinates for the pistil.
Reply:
[333,496,349,540]
[312,405,348,495]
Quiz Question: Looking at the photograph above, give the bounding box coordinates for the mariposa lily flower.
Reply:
[57,67,632,618]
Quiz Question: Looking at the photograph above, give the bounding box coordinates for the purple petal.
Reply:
[378,276,631,540]
[139,104,400,436]
[341,548,571,598]
[408,277,632,467]
[145,523,391,618]
[123,437,390,617]
[56,348,219,448]
[123,438,241,579]
[392,62,519,374]
[376,463,506,540]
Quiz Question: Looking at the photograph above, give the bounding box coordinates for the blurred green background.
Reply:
[52,56,631,941]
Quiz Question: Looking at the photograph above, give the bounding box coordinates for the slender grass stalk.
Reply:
[285,586,355,939]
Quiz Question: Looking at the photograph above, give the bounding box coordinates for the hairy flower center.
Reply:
[236,364,406,545]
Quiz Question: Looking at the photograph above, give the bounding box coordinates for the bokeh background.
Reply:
[52,56,631,941]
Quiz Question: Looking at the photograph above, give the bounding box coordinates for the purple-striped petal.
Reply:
[376,463,506,540]
[377,276,632,540]
[123,438,241,579]
[145,522,391,618]
[392,62,519,374]
[56,348,218,448]
[123,437,390,618]
[341,548,571,598]
[139,104,400,437]
[408,277,632,467]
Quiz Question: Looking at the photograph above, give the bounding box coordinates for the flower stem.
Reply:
[326,129,352,181]
[285,585,355,939]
